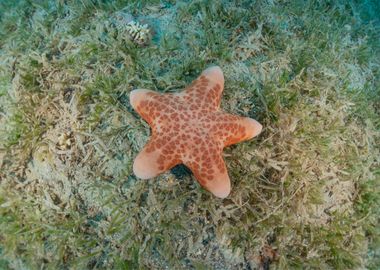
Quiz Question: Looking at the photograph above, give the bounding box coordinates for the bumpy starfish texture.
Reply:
[130,66,262,198]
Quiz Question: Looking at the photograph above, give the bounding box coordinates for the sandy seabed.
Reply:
[0,0,379,269]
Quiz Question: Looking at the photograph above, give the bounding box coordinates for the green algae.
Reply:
[0,0,379,269]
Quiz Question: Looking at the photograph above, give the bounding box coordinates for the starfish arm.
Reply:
[130,89,170,125]
[183,139,231,198]
[130,89,183,126]
[210,113,262,147]
[182,66,225,111]
[130,89,157,111]
[184,153,231,198]
[133,135,181,179]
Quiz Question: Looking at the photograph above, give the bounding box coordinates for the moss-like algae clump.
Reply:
[0,0,379,269]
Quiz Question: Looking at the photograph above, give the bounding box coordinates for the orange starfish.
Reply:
[130,66,262,198]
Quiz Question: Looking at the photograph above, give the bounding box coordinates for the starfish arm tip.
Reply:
[129,89,152,110]
[245,118,263,139]
[202,66,224,86]
[133,153,159,179]
[205,172,231,198]
[212,184,231,198]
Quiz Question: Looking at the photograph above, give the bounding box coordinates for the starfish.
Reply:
[130,66,262,198]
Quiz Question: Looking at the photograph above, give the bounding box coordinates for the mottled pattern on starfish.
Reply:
[130,66,262,198]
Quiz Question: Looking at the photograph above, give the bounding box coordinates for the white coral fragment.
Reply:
[125,20,151,46]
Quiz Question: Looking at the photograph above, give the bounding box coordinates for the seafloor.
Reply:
[0,0,379,269]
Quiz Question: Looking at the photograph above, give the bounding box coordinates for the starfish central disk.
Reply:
[130,66,262,198]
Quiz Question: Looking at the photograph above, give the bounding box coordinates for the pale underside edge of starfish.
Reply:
[130,66,262,198]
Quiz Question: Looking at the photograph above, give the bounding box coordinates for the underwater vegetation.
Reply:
[0,0,379,269]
